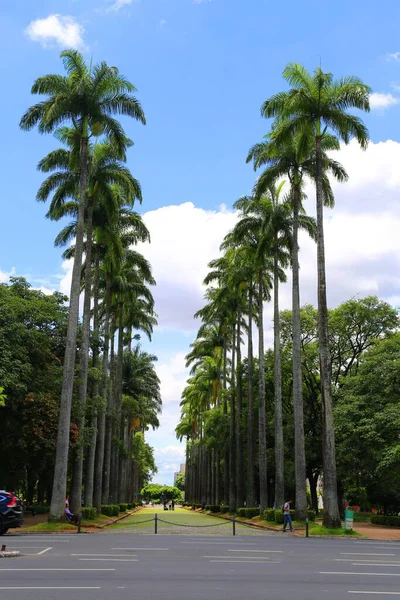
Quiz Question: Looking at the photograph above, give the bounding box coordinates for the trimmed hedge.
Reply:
[237,507,260,519]
[81,506,97,520]
[220,505,230,514]
[101,504,120,517]
[205,505,221,513]
[371,515,400,527]
[119,503,128,512]
[264,509,275,522]
[127,503,136,510]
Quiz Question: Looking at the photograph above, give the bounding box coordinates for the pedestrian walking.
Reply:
[282,500,294,532]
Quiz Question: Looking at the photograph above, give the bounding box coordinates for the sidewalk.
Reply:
[354,522,400,541]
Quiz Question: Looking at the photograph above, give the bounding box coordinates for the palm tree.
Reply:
[247,134,344,518]
[39,136,142,513]
[108,250,155,503]
[20,49,146,520]
[261,63,369,526]
[231,185,291,510]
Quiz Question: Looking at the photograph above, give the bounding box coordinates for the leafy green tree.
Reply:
[335,334,400,513]
[175,473,185,492]
[262,63,370,527]
[20,49,146,521]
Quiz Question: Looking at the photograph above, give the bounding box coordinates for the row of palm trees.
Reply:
[177,63,370,527]
[20,50,161,519]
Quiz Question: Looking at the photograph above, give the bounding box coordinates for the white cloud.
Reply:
[0,268,16,284]
[138,203,237,332]
[369,92,399,110]
[387,52,400,62]
[106,0,134,12]
[160,19,167,27]
[25,14,85,50]
[193,0,212,4]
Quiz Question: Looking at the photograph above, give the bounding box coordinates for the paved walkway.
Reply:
[354,521,400,540]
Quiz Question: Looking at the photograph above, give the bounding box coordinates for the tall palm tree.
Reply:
[231,185,291,510]
[108,250,155,503]
[20,49,146,520]
[261,64,369,526]
[247,134,344,517]
[39,136,142,513]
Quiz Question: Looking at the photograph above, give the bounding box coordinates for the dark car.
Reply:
[0,491,24,535]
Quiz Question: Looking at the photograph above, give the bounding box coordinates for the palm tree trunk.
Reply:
[215,449,220,506]
[49,131,89,521]
[236,311,244,508]
[222,337,229,505]
[102,309,115,504]
[315,135,341,528]
[229,328,236,512]
[85,244,100,508]
[273,250,285,510]
[94,272,112,512]
[247,289,256,507]
[110,305,124,503]
[292,183,308,520]
[258,270,268,513]
[70,197,94,515]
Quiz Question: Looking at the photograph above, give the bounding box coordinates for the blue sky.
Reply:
[2,0,400,483]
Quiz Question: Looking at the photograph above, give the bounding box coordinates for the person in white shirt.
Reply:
[282,500,294,532]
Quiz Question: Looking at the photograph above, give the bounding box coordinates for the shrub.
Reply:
[236,508,246,517]
[220,505,230,514]
[206,505,221,513]
[264,509,275,522]
[81,506,97,521]
[119,503,128,512]
[101,504,120,517]
[274,509,284,524]
[244,508,260,519]
[371,515,400,527]
[307,510,316,522]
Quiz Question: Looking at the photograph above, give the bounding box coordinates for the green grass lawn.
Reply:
[107,506,267,536]
[22,512,125,532]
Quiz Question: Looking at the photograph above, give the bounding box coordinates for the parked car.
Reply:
[0,491,24,535]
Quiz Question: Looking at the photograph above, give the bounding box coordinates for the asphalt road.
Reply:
[1,532,400,599]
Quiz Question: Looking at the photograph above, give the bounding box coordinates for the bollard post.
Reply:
[154,513,158,535]
[232,515,236,537]
[305,517,309,538]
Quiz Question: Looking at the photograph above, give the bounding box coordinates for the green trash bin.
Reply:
[344,507,354,532]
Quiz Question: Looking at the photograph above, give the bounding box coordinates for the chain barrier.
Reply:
[157,518,231,528]
[128,518,157,525]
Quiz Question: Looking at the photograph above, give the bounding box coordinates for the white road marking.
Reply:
[352,563,400,567]
[210,560,282,564]
[341,553,396,556]
[336,559,400,563]
[205,555,273,560]
[0,588,101,591]
[181,541,256,545]
[319,572,400,577]
[79,559,138,562]
[0,568,115,572]
[72,554,137,557]
[349,592,400,596]
[37,547,52,555]
[111,547,168,551]
[228,549,282,553]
